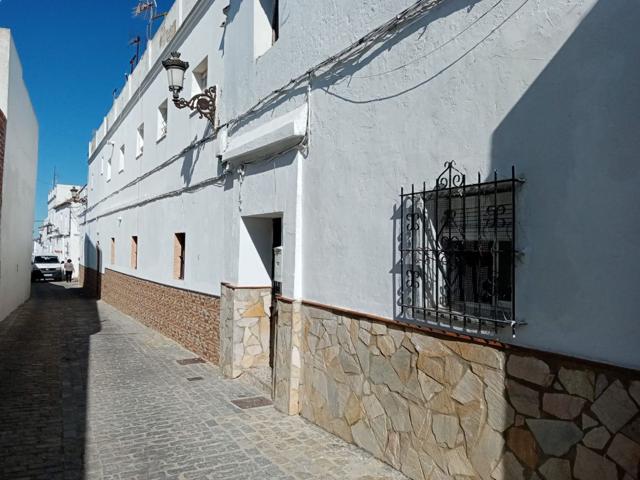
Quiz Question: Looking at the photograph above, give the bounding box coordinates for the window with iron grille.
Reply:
[399,162,524,336]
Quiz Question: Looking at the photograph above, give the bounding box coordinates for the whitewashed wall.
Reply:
[38,184,83,274]
[82,0,226,296]
[221,0,640,369]
[0,29,39,321]
[83,0,640,370]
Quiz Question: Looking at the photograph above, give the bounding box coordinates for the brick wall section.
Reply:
[79,265,102,300]
[0,109,6,214]
[99,268,220,364]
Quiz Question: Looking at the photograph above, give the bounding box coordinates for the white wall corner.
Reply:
[293,153,303,300]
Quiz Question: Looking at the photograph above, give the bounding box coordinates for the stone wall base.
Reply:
[296,303,640,480]
[273,299,302,415]
[82,267,220,364]
[220,284,271,380]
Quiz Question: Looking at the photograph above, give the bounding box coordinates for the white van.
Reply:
[32,254,64,282]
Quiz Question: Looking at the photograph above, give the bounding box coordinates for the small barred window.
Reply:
[399,162,524,336]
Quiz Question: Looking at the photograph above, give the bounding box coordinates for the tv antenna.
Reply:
[128,35,141,73]
[133,1,168,41]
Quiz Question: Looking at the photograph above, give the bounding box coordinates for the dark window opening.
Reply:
[399,162,523,335]
[271,0,279,43]
[174,233,185,280]
[34,256,59,264]
[131,236,138,270]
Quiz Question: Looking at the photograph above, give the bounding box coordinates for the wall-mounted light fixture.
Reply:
[161,51,217,126]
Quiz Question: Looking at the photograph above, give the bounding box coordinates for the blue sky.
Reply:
[0,0,172,230]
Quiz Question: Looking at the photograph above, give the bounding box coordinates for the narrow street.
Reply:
[0,283,404,480]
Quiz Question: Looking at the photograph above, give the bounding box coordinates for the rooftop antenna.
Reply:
[52,166,57,189]
[133,1,167,41]
[128,35,141,73]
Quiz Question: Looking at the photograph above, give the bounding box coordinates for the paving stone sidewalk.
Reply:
[0,282,405,480]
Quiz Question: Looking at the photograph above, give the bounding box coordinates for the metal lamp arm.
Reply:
[172,86,217,126]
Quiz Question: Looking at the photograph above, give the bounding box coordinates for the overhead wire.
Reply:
[84,0,449,222]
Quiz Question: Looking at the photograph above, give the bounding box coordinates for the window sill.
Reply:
[136,152,143,160]
[118,168,124,174]
[156,134,167,144]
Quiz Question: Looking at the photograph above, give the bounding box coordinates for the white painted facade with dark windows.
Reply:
[35,184,84,276]
[82,1,640,478]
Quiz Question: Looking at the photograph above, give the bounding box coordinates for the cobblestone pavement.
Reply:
[0,282,405,480]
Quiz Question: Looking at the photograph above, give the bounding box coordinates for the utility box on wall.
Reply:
[273,246,283,283]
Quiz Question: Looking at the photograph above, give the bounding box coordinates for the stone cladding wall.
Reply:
[219,284,271,378]
[273,299,303,415]
[99,269,220,364]
[299,303,640,480]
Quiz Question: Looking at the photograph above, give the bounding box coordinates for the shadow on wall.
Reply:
[83,235,102,299]
[490,0,640,361]
[376,2,640,479]
[181,120,215,186]
[227,0,488,133]
[0,282,101,478]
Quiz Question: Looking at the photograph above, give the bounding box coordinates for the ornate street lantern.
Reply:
[161,51,217,126]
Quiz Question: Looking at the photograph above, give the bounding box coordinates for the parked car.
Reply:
[32,255,64,282]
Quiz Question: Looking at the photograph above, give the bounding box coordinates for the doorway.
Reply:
[237,214,283,397]
[269,218,282,370]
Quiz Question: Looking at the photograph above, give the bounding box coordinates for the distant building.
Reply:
[35,184,85,276]
[81,1,640,478]
[0,28,38,321]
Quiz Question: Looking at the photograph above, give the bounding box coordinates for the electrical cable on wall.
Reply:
[223,0,448,131]
[86,0,448,220]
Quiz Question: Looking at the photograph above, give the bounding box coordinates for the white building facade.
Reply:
[0,29,38,322]
[82,1,640,478]
[35,184,84,275]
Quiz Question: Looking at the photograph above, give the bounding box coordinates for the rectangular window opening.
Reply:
[131,236,138,269]
[119,145,125,172]
[255,0,279,58]
[106,157,112,181]
[192,57,208,95]
[173,233,185,280]
[110,237,116,265]
[136,124,144,158]
[157,100,168,140]
[271,0,279,43]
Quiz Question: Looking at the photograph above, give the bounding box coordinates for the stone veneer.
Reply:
[298,303,640,480]
[84,268,220,364]
[219,284,271,379]
[273,299,303,415]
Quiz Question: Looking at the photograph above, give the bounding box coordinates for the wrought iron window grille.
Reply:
[399,162,525,337]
